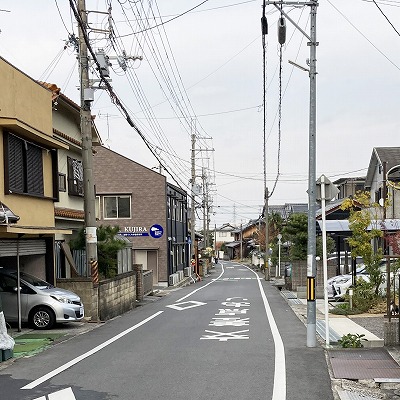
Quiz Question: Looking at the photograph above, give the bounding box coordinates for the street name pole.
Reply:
[78,0,98,277]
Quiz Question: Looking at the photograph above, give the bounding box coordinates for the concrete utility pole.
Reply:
[190,130,196,272]
[265,0,318,346]
[78,0,98,277]
[264,188,270,280]
[306,0,318,348]
[202,167,208,249]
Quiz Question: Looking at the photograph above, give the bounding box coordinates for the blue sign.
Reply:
[150,224,164,238]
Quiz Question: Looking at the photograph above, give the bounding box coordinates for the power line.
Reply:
[371,0,400,36]
[327,0,400,71]
[116,0,210,38]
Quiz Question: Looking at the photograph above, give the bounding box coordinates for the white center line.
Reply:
[21,311,164,390]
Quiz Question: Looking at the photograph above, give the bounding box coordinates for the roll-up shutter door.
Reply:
[0,240,46,257]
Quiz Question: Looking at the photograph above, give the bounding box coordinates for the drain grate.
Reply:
[329,348,400,380]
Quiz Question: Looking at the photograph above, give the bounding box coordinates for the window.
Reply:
[58,173,66,192]
[104,196,131,219]
[67,157,84,196]
[4,132,44,196]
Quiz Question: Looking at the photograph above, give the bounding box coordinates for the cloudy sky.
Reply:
[1,0,399,228]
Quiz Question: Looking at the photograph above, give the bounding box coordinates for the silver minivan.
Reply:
[0,268,84,329]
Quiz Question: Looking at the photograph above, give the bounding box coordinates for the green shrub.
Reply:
[330,303,362,315]
[347,279,379,312]
[338,333,367,348]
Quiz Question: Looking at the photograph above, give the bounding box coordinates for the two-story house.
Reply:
[215,223,235,245]
[365,147,400,219]
[0,57,71,283]
[93,146,189,286]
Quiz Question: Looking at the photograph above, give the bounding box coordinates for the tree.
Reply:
[283,213,308,260]
[70,225,127,279]
[341,191,384,294]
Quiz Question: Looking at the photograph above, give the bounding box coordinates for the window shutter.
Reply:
[26,143,44,195]
[8,135,24,193]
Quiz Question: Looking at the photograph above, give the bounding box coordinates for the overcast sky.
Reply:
[1,0,399,228]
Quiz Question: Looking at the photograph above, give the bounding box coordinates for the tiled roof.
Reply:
[55,208,84,220]
[53,128,82,147]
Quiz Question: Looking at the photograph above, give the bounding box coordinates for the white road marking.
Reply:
[21,311,164,390]
[32,387,76,400]
[166,301,206,311]
[243,264,287,400]
[176,264,225,302]
[200,329,249,341]
[48,387,76,400]
[209,317,250,327]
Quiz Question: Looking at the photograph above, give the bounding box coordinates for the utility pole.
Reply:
[202,167,208,249]
[264,187,270,280]
[240,222,243,261]
[264,0,318,346]
[78,0,98,278]
[306,0,318,348]
[190,129,196,274]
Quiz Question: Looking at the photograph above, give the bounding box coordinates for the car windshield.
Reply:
[11,271,54,289]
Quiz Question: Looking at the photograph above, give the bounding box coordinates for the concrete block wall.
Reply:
[98,272,136,321]
[56,277,98,321]
[57,272,136,322]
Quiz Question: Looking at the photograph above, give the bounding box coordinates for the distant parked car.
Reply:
[0,269,84,329]
[328,266,368,300]
[332,273,370,300]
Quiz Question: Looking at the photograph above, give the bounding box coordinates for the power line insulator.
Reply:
[261,16,268,35]
[277,17,286,45]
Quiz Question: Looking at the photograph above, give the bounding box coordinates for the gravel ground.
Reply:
[348,315,385,339]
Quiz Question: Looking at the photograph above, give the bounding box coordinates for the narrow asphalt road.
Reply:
[0,260,333,400]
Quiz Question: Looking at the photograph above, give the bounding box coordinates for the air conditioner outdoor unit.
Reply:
[177,270,184,281]
[184,267,192,277]
[169,273,179,286]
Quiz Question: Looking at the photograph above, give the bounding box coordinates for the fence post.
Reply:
[134,264,144,302]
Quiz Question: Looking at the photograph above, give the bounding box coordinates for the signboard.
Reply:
[150,224,164,238]
[119,224,164,238]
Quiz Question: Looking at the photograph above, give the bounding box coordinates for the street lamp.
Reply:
[277,234,282,277]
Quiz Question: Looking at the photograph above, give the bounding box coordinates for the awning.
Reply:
[318,219,400,233]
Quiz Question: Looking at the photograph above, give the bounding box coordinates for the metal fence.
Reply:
[143,270,153,296]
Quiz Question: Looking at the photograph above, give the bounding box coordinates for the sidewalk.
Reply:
[279,288,400,400]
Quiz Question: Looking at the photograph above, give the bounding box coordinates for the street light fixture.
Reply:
[277,234,282,277]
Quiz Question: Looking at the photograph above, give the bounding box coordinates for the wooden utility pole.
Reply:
[78,0,98,277]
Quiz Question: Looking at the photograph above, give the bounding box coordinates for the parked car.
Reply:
[0,268,84,329]
[332,273,370,300]
[328,266,367,300]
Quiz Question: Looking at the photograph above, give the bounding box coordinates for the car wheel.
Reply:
[29,306,55,330]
